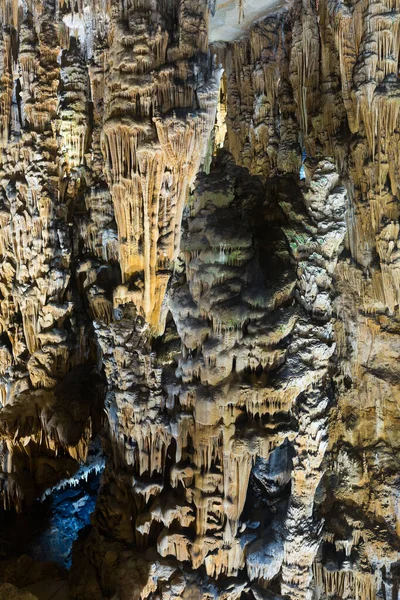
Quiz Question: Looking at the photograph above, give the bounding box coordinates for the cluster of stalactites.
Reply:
[0,399,93,512]
[0,0,111,513]
[329,0,400,270]
[222,14,301,179]
[99,0,221,332]
[318,0,400,340]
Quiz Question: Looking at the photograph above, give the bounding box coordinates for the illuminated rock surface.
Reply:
[0,0,400,598]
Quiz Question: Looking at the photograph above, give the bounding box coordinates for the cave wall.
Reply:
[0,0,400,598]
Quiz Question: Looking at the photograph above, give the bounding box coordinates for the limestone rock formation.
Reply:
[0,0,400,598]
[0,584,38,600]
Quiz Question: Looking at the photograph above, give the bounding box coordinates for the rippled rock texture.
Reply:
[0,0,400,598]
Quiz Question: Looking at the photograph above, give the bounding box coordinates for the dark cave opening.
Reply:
[0,447,104,570]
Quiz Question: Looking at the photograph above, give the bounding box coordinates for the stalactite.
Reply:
[0,0,399,598]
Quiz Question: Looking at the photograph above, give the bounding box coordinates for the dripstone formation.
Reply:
[0,0,399,598]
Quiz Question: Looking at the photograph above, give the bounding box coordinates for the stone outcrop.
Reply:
[0,0,400,598]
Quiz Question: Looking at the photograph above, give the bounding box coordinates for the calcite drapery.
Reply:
[0,0,220,510]
[0,0,105,511]
[0,0,400,598]
[100,0,221,332]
